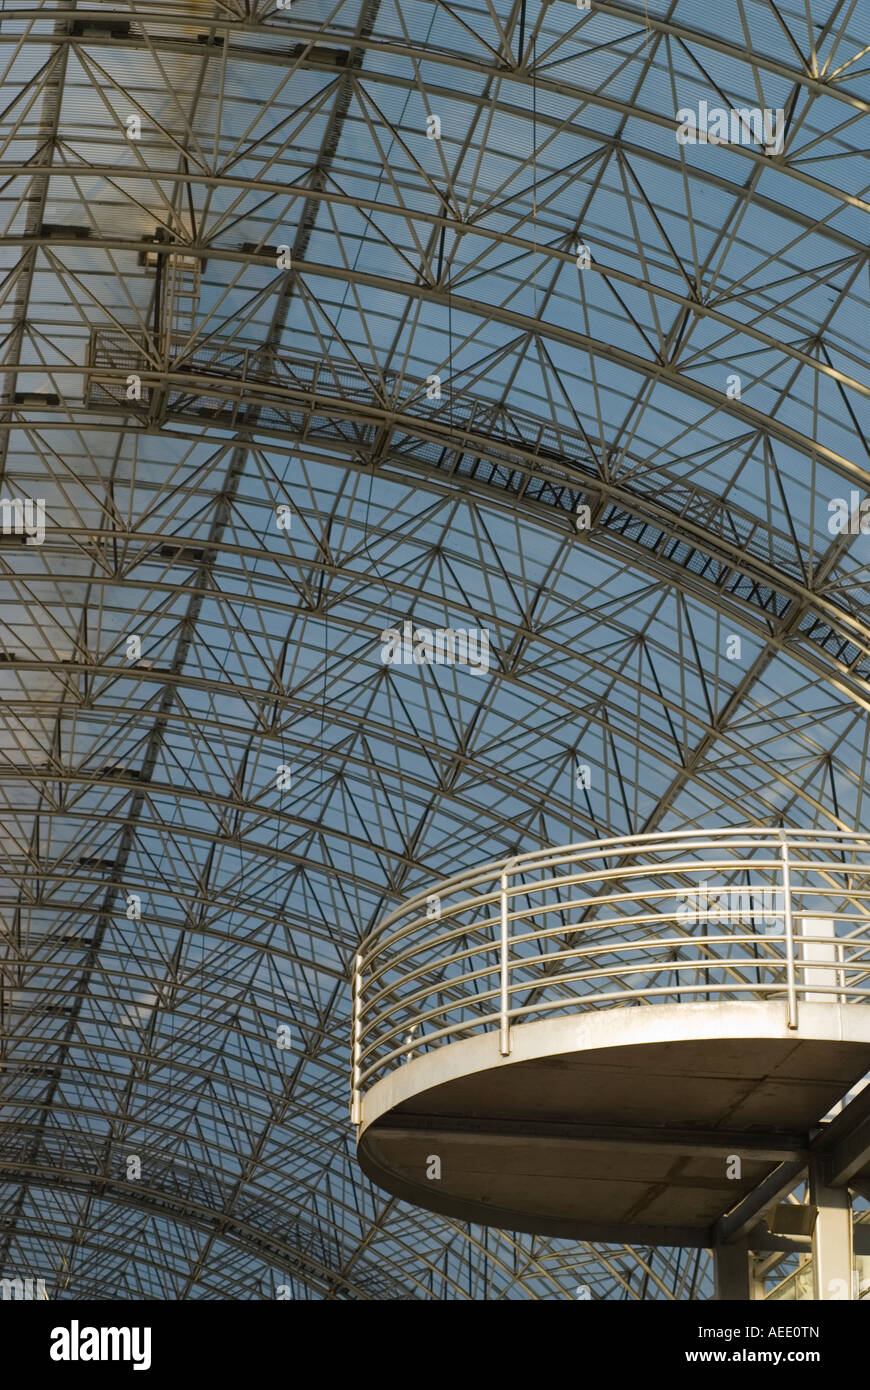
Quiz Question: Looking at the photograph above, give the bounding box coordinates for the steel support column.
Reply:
[714,1240,754,1300]
[809,1161,854,1300]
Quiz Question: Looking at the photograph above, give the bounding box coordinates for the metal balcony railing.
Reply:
[350,828,870,1123]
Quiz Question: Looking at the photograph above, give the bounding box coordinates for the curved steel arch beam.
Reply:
[72,364,870,680]
[0,1222,280,1299]
[0,1164,383,1299]
[26,422,850,672]
[55,257,865,475]
[299,40,870,215]
[16,203,867,404]
[269,263,870,475]
[4,447,865,836]
[0,1170,554,1300]
[37,13,870,194]
[8,114,866,258]
[8,2,866,120]
[0,883,349,980]
[0,617,850,845]
[584,0,867,111]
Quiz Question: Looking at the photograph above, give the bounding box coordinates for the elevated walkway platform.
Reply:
[351,830,870,1292]
[358,1002,870,1242]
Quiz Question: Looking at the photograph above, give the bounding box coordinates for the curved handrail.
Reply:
[350,829,870,1123]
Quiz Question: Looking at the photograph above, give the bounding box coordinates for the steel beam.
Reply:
[810,1082,870,1188]
[809,1159,854,1300]
[377,1115,807,1163]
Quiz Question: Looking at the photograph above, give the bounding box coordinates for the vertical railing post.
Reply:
[499,869,511,1056]
[779,835,798,1029]
[350,951,362,1124]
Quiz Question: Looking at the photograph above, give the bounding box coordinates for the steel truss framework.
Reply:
[0,0,866,1299]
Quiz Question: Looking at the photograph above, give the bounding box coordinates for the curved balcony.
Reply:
[351,829,870,1243]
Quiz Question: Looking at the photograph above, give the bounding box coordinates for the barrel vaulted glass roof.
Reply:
[0,0,867,1298]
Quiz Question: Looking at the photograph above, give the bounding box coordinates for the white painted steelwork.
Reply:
[351,828,870,1121]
